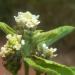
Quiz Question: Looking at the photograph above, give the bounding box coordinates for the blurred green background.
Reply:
[0,0,75,66]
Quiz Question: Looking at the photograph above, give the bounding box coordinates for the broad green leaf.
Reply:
[70,67,75,74]
[34,56,74,75]
[25,56,74,75]
[33,26,75,46]
[24,57,60,75]
[0,22,16,34]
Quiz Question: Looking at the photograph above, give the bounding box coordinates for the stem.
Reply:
[24,61,29,75]
[45,73,47,75]
[13,72,17,75]
[36,70,41,75]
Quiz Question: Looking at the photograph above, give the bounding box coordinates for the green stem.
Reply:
[24,61,29,75]
[36,70,41,75]
[45,73,47,75]
[13,72,17,75]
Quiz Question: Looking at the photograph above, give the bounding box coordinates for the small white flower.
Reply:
[42,43,48,50]
[35,52,38,55]
[0,34,25,57]
[0,47,8,57]
[42,43,57,58]
[14,11,40,28]
[6,34,12,40]
[49,48,57,53]
[32,15,40,19]
[1,47,6,51]
[13,44,21,50]
[21,40,25,45]
[41,54,45,57]
[17,35,22,40]
[52,54,58,57]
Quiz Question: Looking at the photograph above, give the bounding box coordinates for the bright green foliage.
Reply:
[24,56,75,75]
[24,57,60,75]
[0,20,75,75]
[22,26,75,57]
[0,22,16,34]
[33,26,75,46]
[70,67,75,74]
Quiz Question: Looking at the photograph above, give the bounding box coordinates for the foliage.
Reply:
[0,11,75,75]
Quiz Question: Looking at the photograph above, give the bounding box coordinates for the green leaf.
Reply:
[70,67,75,74]
[24,57,60,75]
[0,22,16,34]
[33,56,74,75]
[33,26,75,46]
[24,56,74,75]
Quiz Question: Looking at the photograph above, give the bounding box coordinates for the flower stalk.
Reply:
[0,11,74,75]
[36,70,41,75]
[24,61,29,75]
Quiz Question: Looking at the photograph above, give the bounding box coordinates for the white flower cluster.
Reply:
[42,43,57,58]
[14,11,40,28]
[0,34,25,57]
